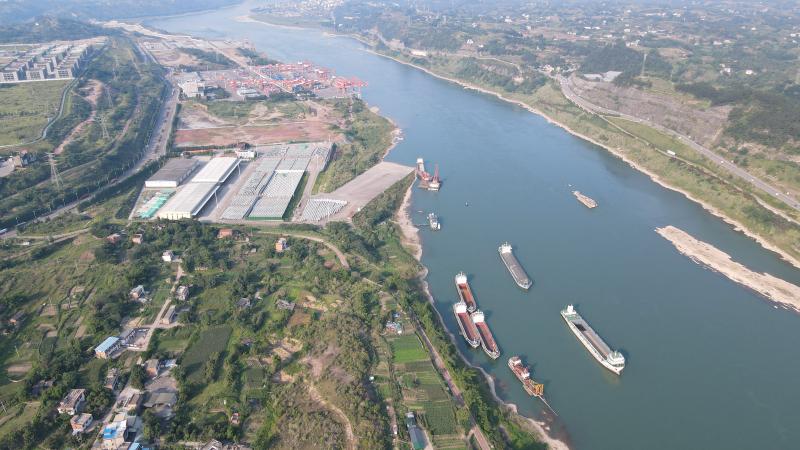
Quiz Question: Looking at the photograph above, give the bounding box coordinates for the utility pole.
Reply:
[47,153,63,190]
[99,115,110,140]
[641,52,648,77]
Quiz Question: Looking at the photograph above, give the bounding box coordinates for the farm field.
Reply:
[182,325,232,382]
[0,81,69,147]
[386,331,463,448]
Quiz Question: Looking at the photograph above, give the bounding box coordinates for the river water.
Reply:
[150,5,800,449]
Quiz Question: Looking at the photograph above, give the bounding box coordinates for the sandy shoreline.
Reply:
[657,226,800,309]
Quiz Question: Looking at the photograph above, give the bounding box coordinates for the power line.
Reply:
[47,152,63,190]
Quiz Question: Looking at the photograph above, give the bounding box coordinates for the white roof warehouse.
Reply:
[155,157,240,220]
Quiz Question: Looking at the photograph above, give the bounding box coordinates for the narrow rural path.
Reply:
[308,382,357,450]
[254,231,350,269]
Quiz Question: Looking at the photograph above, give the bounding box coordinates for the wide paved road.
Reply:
[558,75,800,212]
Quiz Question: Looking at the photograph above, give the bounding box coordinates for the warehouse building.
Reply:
[191,157,240,183]
[156,182,219,220]
[145,158,200,188]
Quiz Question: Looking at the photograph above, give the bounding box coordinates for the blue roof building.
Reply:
[95,336,121,359]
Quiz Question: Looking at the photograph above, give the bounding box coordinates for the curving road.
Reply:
[558,75,800,212]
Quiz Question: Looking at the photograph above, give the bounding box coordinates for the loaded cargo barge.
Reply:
[573,190,597,208]
[561,305,625,375]
[453,301,481,348]
[454,272,477,312]
[498,243,532,290]
[508,356,544,397]
[471,310,500,359]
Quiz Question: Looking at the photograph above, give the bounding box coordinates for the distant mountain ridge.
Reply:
[0,0,240,24]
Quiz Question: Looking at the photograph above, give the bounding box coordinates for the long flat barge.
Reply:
[454,272,477,312]
[471,310,500,359]
[561,305,625,375]
[453,301,481,348]
[573,190,597,208]
[498,243,532,290]
[508,356,544,397]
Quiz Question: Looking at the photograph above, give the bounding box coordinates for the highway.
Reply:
[558,75,800,212]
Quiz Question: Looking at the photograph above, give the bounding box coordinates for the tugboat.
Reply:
[428,213,441,230]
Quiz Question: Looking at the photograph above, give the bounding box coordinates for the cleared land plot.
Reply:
[182,326,232,382]
[0,81,69,147]
[174,122,332,148]
[304,161,414,222]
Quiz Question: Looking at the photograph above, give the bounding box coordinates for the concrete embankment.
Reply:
[657,226,800,310]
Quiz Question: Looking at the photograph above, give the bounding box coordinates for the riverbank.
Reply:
[240,14,800,272]
[362,50,800,274]
[395,181,570,450]
[657,226,800,309]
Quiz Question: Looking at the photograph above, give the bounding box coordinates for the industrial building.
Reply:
[156,182,219,220]
[154,157,239,220]
[145,158,200,188]
[191,157,240,183]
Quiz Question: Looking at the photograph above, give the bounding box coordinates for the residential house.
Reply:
[143,359,161,378]
[143,390,177,418]
[131,234,144,245]
[161,305,177,325]
[276,299,295,311]
[70,413,93,434]
[275,237,288,253]
[105,367,120,390]
[106,233,122,244]
[57,389,86,415]
[236,298,251,309]
[217,228,234,239]
[8,311,24,327]
[175,285,190,301]
[129,285,146,301]
[162,250,175,262]
[119,391,143,414]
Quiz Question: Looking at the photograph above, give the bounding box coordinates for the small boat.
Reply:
[428,213,441,230]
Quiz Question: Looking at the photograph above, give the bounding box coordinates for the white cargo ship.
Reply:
[561,305,625,375]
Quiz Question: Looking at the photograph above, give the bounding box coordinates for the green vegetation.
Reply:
[182,326,233,383]
[0,16,105,43]
[389,334,429,363]
[677,82,800,148]
[178,47,236,72]
[314,98,394,193]
[0,81,70,146]
[0,36,166,230]
[237,47,279,66]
